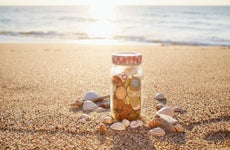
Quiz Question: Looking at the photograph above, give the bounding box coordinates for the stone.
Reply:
[148,120,159,128]
[95,107,106,113]
[122,119,130,127]
[149,127,165,136]
[83,101,98,111]
[102,116,114,124]
[110,122,126,131]
[83,91,98,101]
[173,107,184,113]
[99,124,107,134]
[79,114,90,121]
[174,124,184,132]
[155,93,166,100]
[157,106,174,117]
[156,103,165,111]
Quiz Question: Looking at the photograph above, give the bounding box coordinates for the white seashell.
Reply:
[130,121,141,128]
[149,127,165,136]
[95,107,106,113]
[157,107,174,117]
[137,120,144,126]
[110,122,126,130]
[173,107,184,113]
[155,93,166,100]
[174,124,184,132]
[102,116,114,124]
[79,114,90,121]
[156,103,165,110]
[122,119,130,127]
[83,101,98,111]
[83,91,98,101]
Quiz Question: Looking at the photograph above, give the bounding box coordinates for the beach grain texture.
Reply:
[0,44,230,149]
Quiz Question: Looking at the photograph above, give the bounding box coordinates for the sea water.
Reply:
[0,6,229,46]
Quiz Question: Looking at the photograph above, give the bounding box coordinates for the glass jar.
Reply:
[111,52,143,121]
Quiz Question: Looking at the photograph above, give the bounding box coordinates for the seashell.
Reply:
[155,93,166,100]
[79,114,90,121]
[122,119,130,127]
[102,116,114,124]
[99,123,107,134]
[173,107,184,113]
[156,103,165,111]
[115,86,127,99]
[148,120,159,128]
[83,91,98,101]
[174,124,184,132]
[112,75,122,86]
[129,76,141,91]
[71,101,83,108]
[95,107,106,113]
[157,107,174,117]
[130,120,143,128]
[82,101,98,111]
[110,122,126,131]
[149,127,165,136]
[155,114,178,132]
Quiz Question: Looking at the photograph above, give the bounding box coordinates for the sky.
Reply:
[0,0,229,6]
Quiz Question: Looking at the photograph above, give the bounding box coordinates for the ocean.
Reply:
[0,6,230,46]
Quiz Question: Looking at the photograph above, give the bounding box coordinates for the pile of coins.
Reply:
[111,67,142,121]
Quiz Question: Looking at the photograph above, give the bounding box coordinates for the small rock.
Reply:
[122,119,130,127]
[157,106,174,117]
[110,122,126,130]
[95,107,106,113]
[102,116,114,124]
[173,107,184,113]
[155,93,166,100]
[83,101,98,111]
[83,91,98,101]
[99,123,107,134]
[174,124,184,132]
[156,103,165,111]
[149,127,165,136]
[148,121,159,128]
[79,114,90,121]
[130,121,141,128]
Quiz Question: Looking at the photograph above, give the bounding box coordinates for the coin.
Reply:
[112,75,122,86]
[115,86,127,99]
[129,76,141,91]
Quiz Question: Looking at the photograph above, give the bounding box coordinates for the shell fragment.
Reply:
[110,122,126,131]
[149,127,165,136]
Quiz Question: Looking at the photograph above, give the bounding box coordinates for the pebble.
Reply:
[82,101,98,111]
[130,120,143,128]
[149,127,165,136]
[83,91,98,101]
[95,107,106,113]
[102,116,114,124]
[122,119,130,127]
[110,122,126,131]
[173,107,184,113]
[155,93,166,100]
[174,124,184,132]
[157,106,174,117]
[99,124,107,134]
[79,114,90,121]
[156,103,165,111]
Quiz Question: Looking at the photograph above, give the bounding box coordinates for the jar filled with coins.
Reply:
[111,52,143,121]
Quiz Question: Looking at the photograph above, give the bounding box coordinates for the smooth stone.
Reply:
[149,127,165,136]
[157,106,174,117]
[173,107,184,113]
[122,119,130,127]
[83,91,98,101]
[155,93,166,100]
[102,116,114,124]
[130,121,140,128]
[110,122,126,131]
[174,124,184,132]
[83,101,98,111]
[79,113,90,121]
[95,107,106,113]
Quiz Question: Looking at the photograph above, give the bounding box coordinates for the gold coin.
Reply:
[123,78,131,88]
[128,96,141,109]
[115,86,127,99]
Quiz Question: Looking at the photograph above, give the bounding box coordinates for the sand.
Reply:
[0,43,229,149]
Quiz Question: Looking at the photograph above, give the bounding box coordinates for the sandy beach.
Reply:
[0,43,229,149]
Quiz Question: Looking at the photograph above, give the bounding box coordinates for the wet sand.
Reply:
[0,43,230,149]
